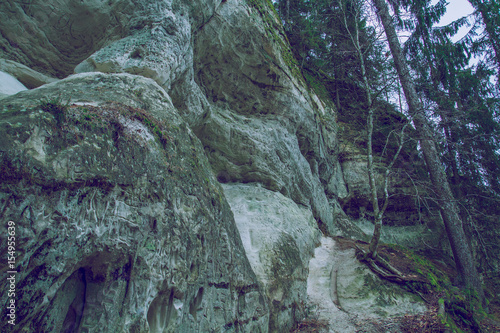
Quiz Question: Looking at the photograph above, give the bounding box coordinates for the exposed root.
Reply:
[330,267,347,312]
[355,244,431,304]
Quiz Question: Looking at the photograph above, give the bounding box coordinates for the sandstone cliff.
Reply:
[0,0,439,332]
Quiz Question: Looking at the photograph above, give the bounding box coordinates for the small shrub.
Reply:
[40,97,69,126]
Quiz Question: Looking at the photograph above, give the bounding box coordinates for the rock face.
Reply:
[0,0,133,79]
[223,183,321,332]
[193,0,342,235]
[69,0,346,236]
[0,73,268,332]
[0,0,354,231]
[0,0,438,332]
[337,123,446,252]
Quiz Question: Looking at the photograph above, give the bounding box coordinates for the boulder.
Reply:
[222,183,321,332]
[0,59,58,89]
[0,73,268,332]
[0,71,27,99]
[73,0,220,128]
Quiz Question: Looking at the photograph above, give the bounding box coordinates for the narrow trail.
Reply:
[306,236,358,333]
[305,236,428,332]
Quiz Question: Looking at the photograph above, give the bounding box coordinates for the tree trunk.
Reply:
[338,0,381,258]
[372,0,484,303]
[338,0,406,259]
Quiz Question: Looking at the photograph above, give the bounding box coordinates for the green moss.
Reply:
[384,243,450,291]
[62,103,173,151]
[133,89,143,98]
[443,287,484,332]
[440,312,465,333]
[133,112,170,148]
[303,70,333,105]
[246,0,304,83]
[383,244,486,331]
[266,233,303,331]
[145,242,156,251]
[409,252,449,289]
[268,234,301,295]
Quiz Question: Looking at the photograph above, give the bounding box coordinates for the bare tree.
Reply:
[338,0,406,259]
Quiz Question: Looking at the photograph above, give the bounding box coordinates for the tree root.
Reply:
[355,245,430,304]
[330,267,348,312]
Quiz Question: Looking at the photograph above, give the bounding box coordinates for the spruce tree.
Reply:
[372,0,485,304]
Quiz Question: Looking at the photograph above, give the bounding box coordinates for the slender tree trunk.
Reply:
[339,0,402,258]
[339,0,381,257]
[356,20,383,259]
[373,0,484,303]
[419,37,464,205]
[443,123,461,191]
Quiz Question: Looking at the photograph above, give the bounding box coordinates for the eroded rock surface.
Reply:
[0,59,58,89]
[0,0,134,78]
[0,73,268,332]
[0,71,27,99]
[193,0,346,235]
[0,0,359,234]
[223,183,321,332]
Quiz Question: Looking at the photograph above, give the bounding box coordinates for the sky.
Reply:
[433,0,475,41]
[435,0,474,25]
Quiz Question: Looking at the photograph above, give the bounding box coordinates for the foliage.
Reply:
[274,0,393,103]
[277,0,499,323]
[40,97,69,126]
[393,0,500,198]
[466,0,500,83]
[394,0,500,284]
[273,0,411,160]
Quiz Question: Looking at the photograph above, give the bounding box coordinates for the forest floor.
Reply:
[293,237,500,333]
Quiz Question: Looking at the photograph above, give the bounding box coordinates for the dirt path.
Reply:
[306,236,358,332]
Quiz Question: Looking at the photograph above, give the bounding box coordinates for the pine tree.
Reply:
[400,0,500,269]
[467,0,500,83]
[372,0,485,304]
